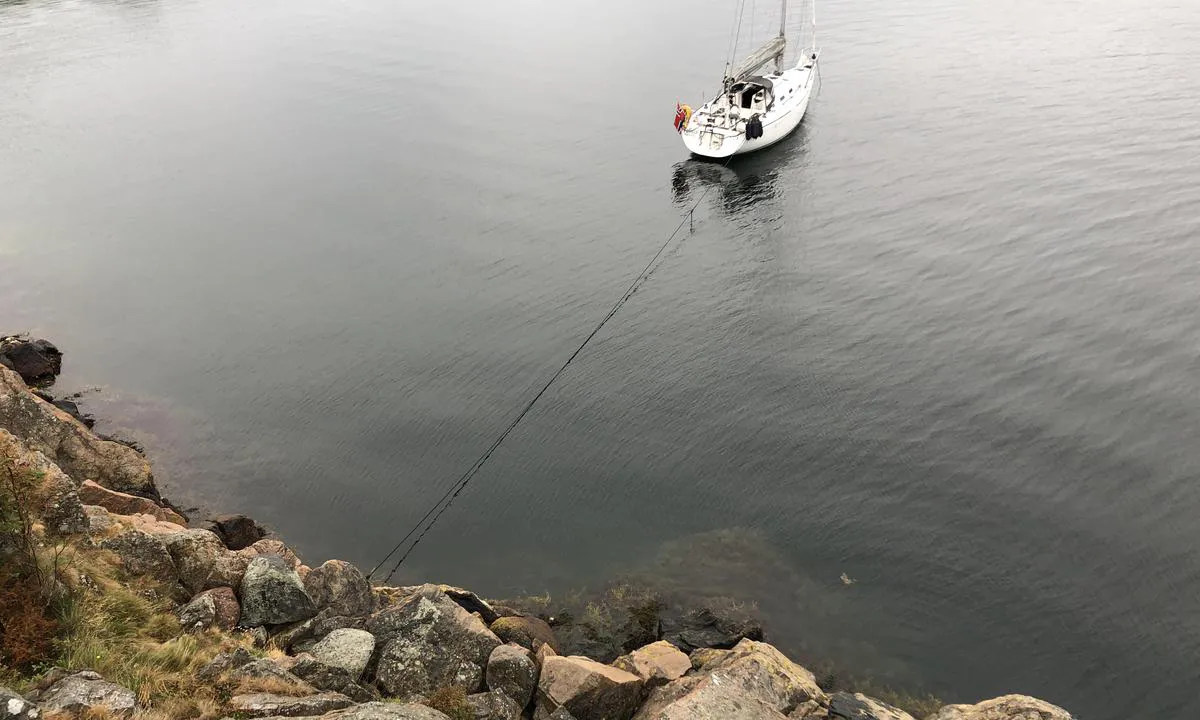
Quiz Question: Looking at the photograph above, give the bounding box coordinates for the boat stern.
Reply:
[681,124,746,159]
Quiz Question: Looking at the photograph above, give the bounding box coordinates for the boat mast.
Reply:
[776,0,787,71]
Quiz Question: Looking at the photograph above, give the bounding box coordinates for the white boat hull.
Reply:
[680,57,817,159]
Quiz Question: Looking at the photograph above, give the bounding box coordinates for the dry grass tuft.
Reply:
[232,675,313,697]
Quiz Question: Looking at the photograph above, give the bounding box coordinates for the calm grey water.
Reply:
[3,0,1200,715]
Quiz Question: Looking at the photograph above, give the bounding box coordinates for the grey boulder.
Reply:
[310,627,376,680]
[28,670,136,718]
[240,555,318,627]
[368,584,502,697]
[0,686,41,719]
[323,702,454,719]
[226,691,352,717]
[485,643,537,708]
[287,656,378,702]
[177,592,218,632]
[467,690,523,720]
[100,529,178,585]
[164,529,249,593]
[304,560,374,617]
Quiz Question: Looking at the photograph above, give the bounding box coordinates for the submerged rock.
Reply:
[28,670,136,718]
[0,364,157,498]
[368,584,502,697]
[486,643,538,708]
[829,692,915,720]
[534,655,643,720]
[305,559,374,617]
[0,337,61,386]
[928,695,1074,720]
[631,639,827,720]
[310,627,376,680]
[240,555,318,627]
[661,606,763,653]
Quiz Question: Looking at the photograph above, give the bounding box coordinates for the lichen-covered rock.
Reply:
[196,586,241,630]
[163,528,249,593]
[197,647,255,682]
[368,584,502,697]
[287,656,378,702]
[310,627,376,680]
[829,692,915,720]
[928,695,1074,720]
[533,655,643,720]
[613,641,690,692]
[324,702,453,719]
[468,690,523,720]
[28,670,136,718]
[206,513,265,550]
[99,529,178,584]
[178,592,217,632]
[486,643,537,708]
[0,337,61,385]
[0,429,87,536]
[240,555,318,627]
[238,538,303,568]
[491,615,560,653]
[0,686,41,719]
[687,647,730,670]
[230,658,313,691]
[227,691,352,717]
[631,639,826,720]
[304,560,374,617]
[0,365,157,498]
[78,480,185,525]
[274,612,363,654]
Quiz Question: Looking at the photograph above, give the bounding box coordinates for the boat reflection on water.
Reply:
[670,125,810,218]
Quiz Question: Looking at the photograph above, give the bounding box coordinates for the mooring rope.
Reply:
[368,156,741,584]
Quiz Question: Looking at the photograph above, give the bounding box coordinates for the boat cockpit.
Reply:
[727,77,774,113]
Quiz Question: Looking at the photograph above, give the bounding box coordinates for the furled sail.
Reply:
[731,36,786,81]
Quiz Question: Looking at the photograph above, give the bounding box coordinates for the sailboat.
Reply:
[674,0,820,158]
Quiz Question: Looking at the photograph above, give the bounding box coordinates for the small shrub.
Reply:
[424,685,473,720]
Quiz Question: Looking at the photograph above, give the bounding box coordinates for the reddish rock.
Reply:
[78,480,186,526]
[197,586,241,630]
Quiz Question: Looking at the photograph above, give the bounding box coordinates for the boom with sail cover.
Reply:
[729,36,786,82]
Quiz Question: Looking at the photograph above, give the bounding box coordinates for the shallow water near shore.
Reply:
[4,0,1200,716]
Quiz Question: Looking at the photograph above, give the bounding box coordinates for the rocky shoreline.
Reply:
[0,337,1075,720]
